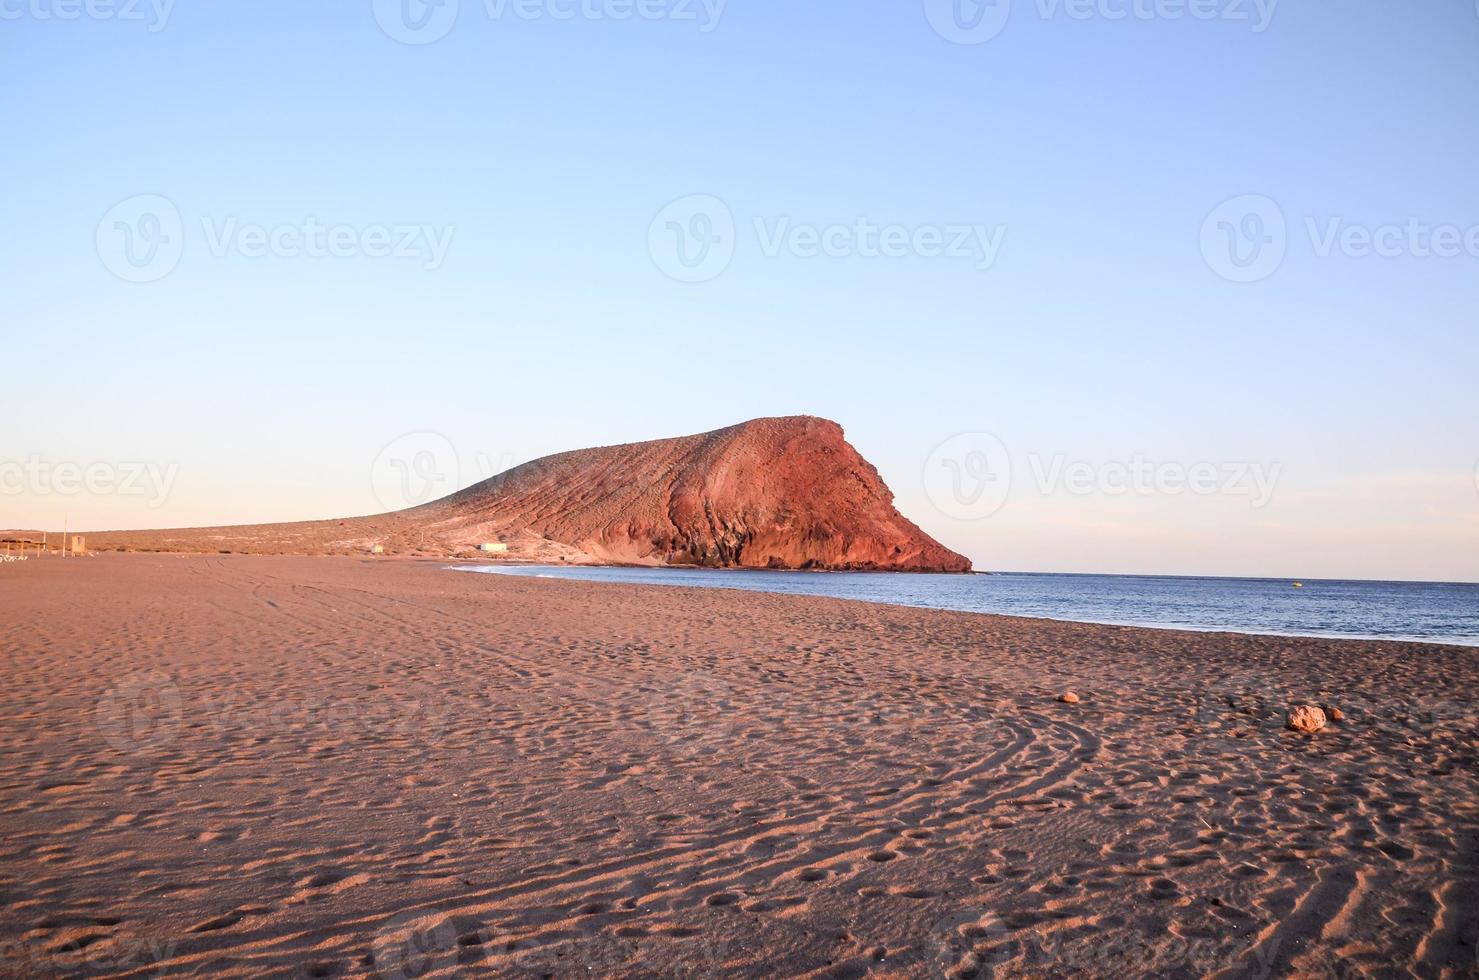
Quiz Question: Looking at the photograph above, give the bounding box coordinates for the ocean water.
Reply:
[457,565,1479,647]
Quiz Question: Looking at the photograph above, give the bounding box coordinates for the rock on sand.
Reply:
[1286,704,1328,733]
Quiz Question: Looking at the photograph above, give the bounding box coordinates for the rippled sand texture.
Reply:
[1,554,1476,978]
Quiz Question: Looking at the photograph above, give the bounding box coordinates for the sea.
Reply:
[457,565,1479,648]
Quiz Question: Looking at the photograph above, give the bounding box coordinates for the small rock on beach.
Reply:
[1286,704,1327,734]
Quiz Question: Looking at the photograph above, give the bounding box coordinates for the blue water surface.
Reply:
[455,565,1479,647]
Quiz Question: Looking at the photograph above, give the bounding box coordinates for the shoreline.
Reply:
[454,561,1479,650]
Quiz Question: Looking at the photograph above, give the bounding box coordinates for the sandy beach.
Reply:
[2,554,1476,978]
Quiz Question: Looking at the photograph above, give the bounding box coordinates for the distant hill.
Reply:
[75,417,972,572]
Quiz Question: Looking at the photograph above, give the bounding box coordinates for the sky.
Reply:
[3,0,1477,582]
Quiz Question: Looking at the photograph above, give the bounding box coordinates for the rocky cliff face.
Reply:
[412,416,971,572]
[75,417,971,572]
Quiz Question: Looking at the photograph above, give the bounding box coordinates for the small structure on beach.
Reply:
[371,544,385,555]
[478,542,508,554]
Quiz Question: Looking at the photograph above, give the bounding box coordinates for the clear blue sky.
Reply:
[3,0,1477,581]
